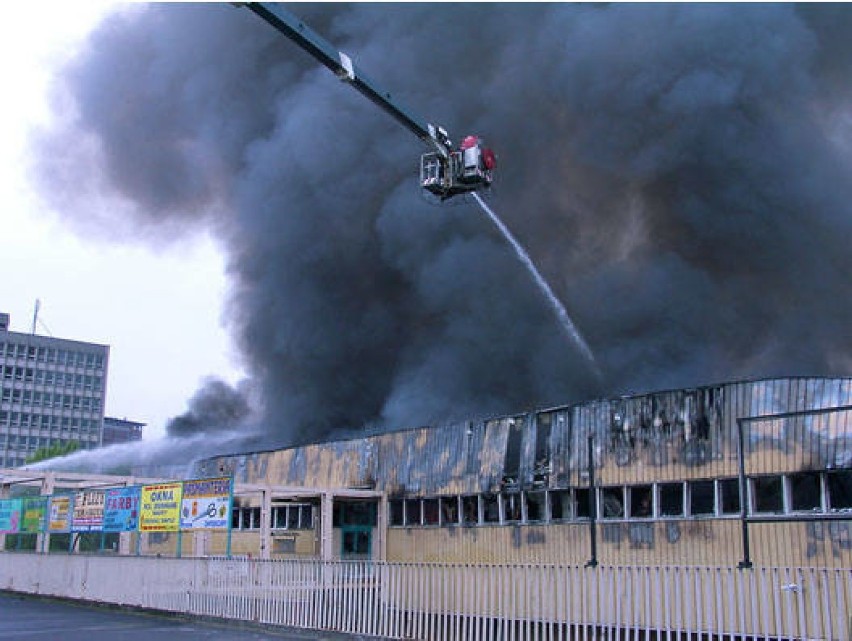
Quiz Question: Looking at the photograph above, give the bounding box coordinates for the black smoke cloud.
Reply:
[166,378,252,438]
[32,4,852,446]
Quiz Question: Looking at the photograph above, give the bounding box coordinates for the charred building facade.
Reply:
[194,376,852,569]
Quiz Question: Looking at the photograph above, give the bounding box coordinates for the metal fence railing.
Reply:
[2,553,850,640]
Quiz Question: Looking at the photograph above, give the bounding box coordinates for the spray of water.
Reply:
[473,193,604,382]
[23,430,260,477]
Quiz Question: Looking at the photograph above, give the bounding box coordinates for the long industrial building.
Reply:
[187,375,852,569]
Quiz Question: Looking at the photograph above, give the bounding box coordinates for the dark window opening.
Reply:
[630,485,653,518]
[483,494,500,523]
[575,488,591,518]
[659,483,684,517]
[752,476,783,514]
[534,413,552,464]
[440,497,458,526]
[273,507,287,529]
[503,493,521,523]
[720,478,741,515]
[790,472,822,512]
[404,499,421,526]
[336,502,377,527]
[549,490,570,521]
[526,491,546,522]
[300,505,313,529]
[389,500,404,526]
[689,480,715,516]
[828,470,852,510]
[423,498,440,526]
[462,496,478,525]
[504,419,524,481]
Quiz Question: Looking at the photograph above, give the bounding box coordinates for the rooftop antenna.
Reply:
[31,299,40,335]
[31,299,53,337]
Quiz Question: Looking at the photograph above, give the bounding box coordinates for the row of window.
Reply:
[231,504,315,531]
[1,426,100,447]
[1,390,103,411]
[2,368,104,390]
[388,471,852,528]
[0,343,105,369]
[1,413,101,430]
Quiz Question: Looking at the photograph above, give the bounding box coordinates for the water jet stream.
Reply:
[473,193,603,382]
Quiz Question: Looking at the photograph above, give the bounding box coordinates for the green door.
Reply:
[340,525,372,559]
[334,501,377,560]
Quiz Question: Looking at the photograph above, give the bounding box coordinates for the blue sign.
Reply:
[103,487,140,532]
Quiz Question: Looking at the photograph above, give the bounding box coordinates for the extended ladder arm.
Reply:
[245,3,451,159]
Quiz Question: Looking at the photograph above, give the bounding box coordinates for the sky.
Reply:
[0,3,243,441]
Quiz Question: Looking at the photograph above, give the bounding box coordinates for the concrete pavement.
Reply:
[0,592,381,641]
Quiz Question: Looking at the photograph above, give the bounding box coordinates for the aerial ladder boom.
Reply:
[243,2,495,201]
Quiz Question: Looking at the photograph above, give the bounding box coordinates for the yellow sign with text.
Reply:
[139,482,183,532]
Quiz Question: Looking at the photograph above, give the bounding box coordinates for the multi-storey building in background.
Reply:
[0,312,109,467]
[102,416,144,446]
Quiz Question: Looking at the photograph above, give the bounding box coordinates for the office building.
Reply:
[102,416,144,446]
[0,313,109,467]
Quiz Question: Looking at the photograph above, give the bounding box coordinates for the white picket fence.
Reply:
[1,553,850,640]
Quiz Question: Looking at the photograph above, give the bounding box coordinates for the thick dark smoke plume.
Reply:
[166,378,251,438]
[33,4,852,446]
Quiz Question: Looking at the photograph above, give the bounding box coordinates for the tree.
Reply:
[25,441,81,464]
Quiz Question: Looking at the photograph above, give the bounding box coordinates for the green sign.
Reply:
[21,497,47,533]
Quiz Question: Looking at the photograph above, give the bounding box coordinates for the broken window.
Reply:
[533,413,552,485]
[461,495,479,525]
[659,483,684,517]
[389,501,404,526]
[440,496,459,526]
[689,480,715,516]
[827,470,852,510]
[482,494,500,524]
[789,472,822,512]
[719,478,741,515]
[404,499,421,526]
[574,488,591,519]
[601,487,624,519]
[629,485,653,518]
[525,491,547,522]
[549,490,570,521]
[423,498,440,526]
[503,418,524,485]
[502,493,521,523]
[752,476,784,514]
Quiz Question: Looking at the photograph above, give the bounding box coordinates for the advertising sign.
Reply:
[48,495,73,533]
[0,498,22,534]
[72,490,105,532]
[103,487,141,532]
[20,497,47,534]
[180,477,232,530]
[140,482,182,532]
